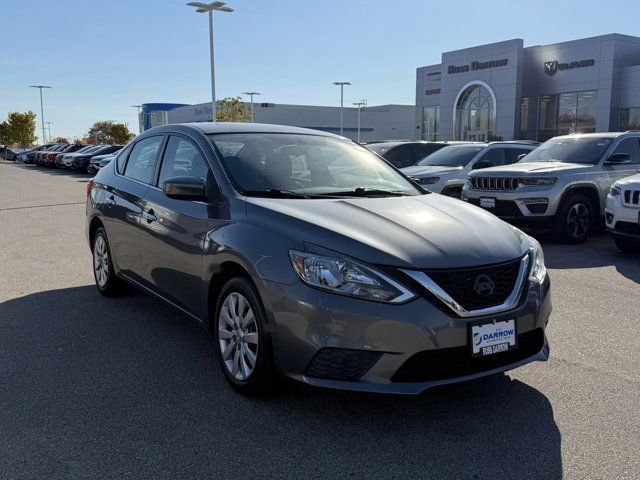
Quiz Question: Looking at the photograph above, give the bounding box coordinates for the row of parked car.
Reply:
[370,133,640,251]
[16,143,122,174]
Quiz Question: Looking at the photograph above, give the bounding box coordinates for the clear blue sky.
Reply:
[1,0,639,140]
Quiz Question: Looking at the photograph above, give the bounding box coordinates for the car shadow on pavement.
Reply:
[0,285,562,479]
[541,234,640,283]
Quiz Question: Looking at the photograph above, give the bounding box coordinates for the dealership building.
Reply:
[141,101,417,143]
[416,33,640,142]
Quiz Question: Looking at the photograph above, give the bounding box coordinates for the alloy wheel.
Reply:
[93,235,109,288]
[567,202,591,239]
[218,292,259,381]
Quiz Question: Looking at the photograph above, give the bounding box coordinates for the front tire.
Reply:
[214,277,275,395]
[92,227,125,296]
[555,194,593,244]
[614,236,640,253]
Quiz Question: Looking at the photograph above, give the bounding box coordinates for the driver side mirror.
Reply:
[162,176,207,201]
[473,160,491,170]
[605,153,632,165]
[517,153,527,161]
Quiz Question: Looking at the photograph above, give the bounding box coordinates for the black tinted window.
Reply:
[506,148,530,164]
[477,148,505,167]
[158,136,210,187]
[611,138,640,164]
[412,143,445,162]
[123,136,163,184]
[384,145,412,168]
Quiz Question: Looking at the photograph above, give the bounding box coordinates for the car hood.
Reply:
[614,172,640,187]
[401,165,464,177]
[245,195,529,269]
[469,161,593,176]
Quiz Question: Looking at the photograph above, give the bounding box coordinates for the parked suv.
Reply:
[462,132,640,243]
[366,141,450,168]
[86,122,551,395]
[402,141,538,198]
[606,172,640,252]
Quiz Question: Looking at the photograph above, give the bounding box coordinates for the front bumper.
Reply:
[263,276,551,394]
[605,193,640,239]
[462,183,559,221]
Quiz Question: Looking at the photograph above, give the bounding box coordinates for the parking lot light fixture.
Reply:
[131,105,142,134]
[186,2,234,122]
[333,82,351,136]
[353,99,367,142]
[243,92,260,122]
[30,85,52,144]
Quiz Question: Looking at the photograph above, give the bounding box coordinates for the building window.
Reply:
[537,90,597,141]
[422,106,440,141]
[454,83,495,141]
[519,97,529,139]
[620,108,640,130]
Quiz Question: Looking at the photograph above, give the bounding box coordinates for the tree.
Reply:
[6,111,37,148]
[108,123,135,144]
[214,97,252,123]
[0,121,14,147]
[52,137,69,144]
[87,121,115,144]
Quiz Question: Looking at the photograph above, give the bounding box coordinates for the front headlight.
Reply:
[519,177,557,187]
[289,250,415,303]
[528,236,547,283]
[609,185,621,197]
[419,176,440,185]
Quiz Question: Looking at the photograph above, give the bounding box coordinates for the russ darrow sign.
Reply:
[448,58,509,74]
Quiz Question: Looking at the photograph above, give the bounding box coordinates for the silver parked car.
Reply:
[463,132,640,243]
[86,123,551,395]
[402,141,538,198]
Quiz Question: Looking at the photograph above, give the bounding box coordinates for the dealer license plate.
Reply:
[480,197,495,208]
[471,319,517,357]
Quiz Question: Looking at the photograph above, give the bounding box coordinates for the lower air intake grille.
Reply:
[305,348,382,381]
[392,328,545,383]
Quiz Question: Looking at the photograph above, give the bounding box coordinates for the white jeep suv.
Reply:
[402,142,538,198]
[606,172,640,252]
[463,133,640,243]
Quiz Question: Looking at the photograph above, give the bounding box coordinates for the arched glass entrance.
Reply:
[454,83,496,141]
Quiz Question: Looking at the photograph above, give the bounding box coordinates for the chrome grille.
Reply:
[623,189,640,206]
[471,177,519,191]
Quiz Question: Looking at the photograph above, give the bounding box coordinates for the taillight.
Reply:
[86,179,94,198]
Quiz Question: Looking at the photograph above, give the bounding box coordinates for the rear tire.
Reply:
[554,194,593,244]
[214,277,276,395]
[92,227,125,296]
[614,236,640,253]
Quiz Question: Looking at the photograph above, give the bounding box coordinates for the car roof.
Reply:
[552,132,628,139]
[147,122,344,138]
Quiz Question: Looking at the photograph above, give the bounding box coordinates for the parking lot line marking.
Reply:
[0,201,85,212]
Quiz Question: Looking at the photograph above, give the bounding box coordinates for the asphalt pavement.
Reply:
[0,161,638,479]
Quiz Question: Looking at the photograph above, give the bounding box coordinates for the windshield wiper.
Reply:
[323,187,410,197]
[243,189,325,199]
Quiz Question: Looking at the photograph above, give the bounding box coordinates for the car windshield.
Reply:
[521,137,613,164]
[208,133,422,197]
[417,145,484,167]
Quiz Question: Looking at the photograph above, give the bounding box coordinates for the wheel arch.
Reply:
[88,216,105,249]
[561,184,601,217]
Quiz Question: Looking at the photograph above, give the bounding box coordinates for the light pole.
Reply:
[132,105,142,134]
[353,99,367,143]
[243,92,260,122]
[333,82,351,136]
[45,122,54,143]
[187,2,234,122]
[30,85,52,144]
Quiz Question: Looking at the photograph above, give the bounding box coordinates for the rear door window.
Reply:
[384,144,413,168]
[123,136,164,184]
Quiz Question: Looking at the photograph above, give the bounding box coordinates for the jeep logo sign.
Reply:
[544,59,595,76]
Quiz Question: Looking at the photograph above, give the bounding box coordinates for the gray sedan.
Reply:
[85,123,551,395]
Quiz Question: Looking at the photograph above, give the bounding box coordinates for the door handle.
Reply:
[143,209,158,223]
[105,195,116,206]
